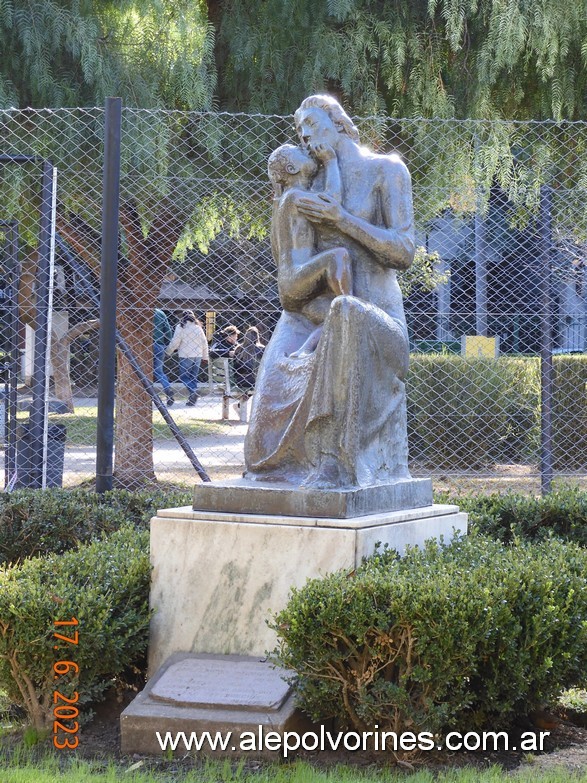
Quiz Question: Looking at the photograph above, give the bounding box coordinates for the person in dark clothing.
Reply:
[209,324,241,358]
[153,308,174,406]
[233,326,265,392]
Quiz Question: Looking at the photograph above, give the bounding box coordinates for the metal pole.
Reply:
[96,97,122,493]
[539,184,553,495]
[29,159,55,488]
[474,135,488,337]
[41,166,58,488]
[6,222,20,487]
[474,202,489,337]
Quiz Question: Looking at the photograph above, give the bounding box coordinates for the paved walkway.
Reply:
[4,389,249,486]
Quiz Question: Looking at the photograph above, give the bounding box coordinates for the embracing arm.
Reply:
[274,191,315,267]
[297,156,415,271]
[270,194,281,263]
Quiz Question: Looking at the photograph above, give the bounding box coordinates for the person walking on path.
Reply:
[153,308,174,406]
[166,311,209,406]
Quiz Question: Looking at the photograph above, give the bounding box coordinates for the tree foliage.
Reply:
[2,1,587,487]
[213,0,587,121]
[0,0,215,109]
[3,1,586,121]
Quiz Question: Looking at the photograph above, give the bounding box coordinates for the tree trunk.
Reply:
[51,319,100,413]
[115,258,159,487]
[51,328,74,412]
[113,202,188,488]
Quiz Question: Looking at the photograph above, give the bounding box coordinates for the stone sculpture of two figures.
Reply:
[244,94,416,491]
[124,101,456,758]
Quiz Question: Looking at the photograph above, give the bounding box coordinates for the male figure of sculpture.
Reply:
[244,94,415,489]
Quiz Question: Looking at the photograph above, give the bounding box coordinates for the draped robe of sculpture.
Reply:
[244,96,415,490]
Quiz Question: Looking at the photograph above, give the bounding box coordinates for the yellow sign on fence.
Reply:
[461,335,500,358]
[205,311,216,342]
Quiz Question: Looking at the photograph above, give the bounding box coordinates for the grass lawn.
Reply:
[42,407,226,447]
[1,756,586,783]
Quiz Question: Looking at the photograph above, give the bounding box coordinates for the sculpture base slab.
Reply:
[148,503,467,675]
[121,653,309,757]
[193,476,433,518]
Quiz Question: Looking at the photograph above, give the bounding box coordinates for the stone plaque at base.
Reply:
[120,653,309,757]
[150,657,291,711]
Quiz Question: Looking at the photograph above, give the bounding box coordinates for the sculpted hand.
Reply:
[310,143,336,164]
[296,193,343,225]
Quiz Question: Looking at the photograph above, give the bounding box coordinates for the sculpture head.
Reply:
[268,143,318,191]
[294,95,359,152]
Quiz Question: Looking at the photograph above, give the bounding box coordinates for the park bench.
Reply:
[207,357,249,423]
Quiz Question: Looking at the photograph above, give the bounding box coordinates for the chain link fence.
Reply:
[0,107,586,491]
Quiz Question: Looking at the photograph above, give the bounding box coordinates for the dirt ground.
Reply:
[417,465,587,498]
[63,463,587,498]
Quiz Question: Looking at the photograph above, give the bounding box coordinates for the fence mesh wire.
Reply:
[0,108,586,491]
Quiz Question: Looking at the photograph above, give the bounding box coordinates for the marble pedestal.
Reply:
[147,502,467,676]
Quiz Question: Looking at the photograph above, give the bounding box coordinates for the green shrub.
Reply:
[406,354,587,469]
[436,486,587,547]
[0,487,192,565]
[552,356,587,470]
[271,535,587,737]
[407,355,540,468]
[0,525,150,729]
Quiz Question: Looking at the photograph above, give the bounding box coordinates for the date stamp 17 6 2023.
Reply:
[52,617,79,750]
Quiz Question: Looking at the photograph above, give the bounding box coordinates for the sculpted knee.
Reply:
[329,294,352,318]
[330,294,362,316]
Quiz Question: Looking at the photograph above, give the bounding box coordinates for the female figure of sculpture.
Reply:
[244,94,415,489]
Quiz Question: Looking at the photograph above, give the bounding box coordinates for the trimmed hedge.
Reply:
[437,486,587,546]
[0,487,195,729]
[551,355,587,470]
[271,534,587,737]
[407,355,540,468]
[0,487,192,565]
[0,525,150,729]
[407,354,587,469]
